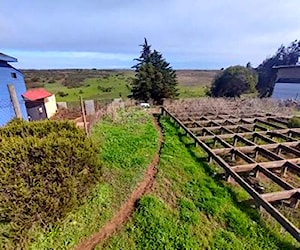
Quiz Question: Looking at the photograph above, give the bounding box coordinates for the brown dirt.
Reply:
[74,115,163,250]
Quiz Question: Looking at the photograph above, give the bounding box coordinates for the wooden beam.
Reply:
[260,189,300,202]
[258,147,284,161]
[256,119,286,130]
[231,158,300,173]
[279,144,300,158]
[254,124,268,131]
[257,166,294,190]
[268,117,289,126]
[162,107,300,242]
[238,125,252,132]
[215,136,232,148]
[213,141,300,155]
[267,131,297,142]
[235,150,256,163]
[285,161,300,173]
[254,133,277,144]
[235,134,256,146]
[197,128,300,141]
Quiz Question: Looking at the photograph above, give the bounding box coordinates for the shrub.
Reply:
[57,91,69,97]
[0,119,101,246]
[210,66,258,97]
[97,86,113,92]
[288,116,300,128]
[30,77,40,82]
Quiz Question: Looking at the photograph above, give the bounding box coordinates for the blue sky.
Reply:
[1,0,299,69]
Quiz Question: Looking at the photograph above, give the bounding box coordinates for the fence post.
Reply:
[80,96,88,135]
[7,84,22,119]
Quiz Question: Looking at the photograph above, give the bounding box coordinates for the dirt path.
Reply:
[74,115,163,250]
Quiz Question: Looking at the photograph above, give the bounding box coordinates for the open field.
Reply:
[22,69,218,102]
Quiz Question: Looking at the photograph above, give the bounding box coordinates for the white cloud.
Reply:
[1,0,299,68]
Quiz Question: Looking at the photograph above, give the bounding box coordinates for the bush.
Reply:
[0,119,101,246]
[288,116,300,128]
[57,91,69,97]
[210,66,258,97]
[97,86,113,92]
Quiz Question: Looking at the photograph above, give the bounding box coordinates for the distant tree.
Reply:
[256,40,300,97]
[210,65,258,98]
[246,62,252,69]
[130,38,178,104]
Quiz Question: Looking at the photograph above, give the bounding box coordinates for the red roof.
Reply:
[22,88,52,101]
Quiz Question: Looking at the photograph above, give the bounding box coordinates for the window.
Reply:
[11,72,17,79]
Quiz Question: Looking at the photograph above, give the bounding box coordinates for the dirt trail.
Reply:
[74,115,163,250]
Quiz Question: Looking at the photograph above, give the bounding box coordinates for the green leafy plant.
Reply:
[0,119,101,248]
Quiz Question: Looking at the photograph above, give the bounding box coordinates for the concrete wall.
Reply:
[44,94,57,118]
[0,65,27,125]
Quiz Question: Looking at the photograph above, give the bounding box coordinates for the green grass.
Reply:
[178,85,208,98]
[45,74,132,102]
[25,69,215,101]
[102,117,299,249]
[43,73,209,102]
[27,109,159,250]
[46,77,209,102]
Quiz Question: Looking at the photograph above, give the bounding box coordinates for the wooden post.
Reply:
[231,152,236,161]
[161,107,165,116]
[7,84,22,118]
[290,196,299,209]
[80,96,88,135]
[276,147,282,155]
[233,137,238,146]
[254,169,260,178]
[281,165,288,177]
[254,150,259,161]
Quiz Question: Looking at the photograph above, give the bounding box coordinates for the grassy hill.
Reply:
[101,116,299,249]
[23,69,218,102]
[3,108,299,249]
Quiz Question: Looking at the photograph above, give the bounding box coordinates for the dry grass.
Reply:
[176,70,219,87]
[165,98,295,117]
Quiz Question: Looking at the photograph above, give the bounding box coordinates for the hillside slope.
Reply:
[102,117,299,249]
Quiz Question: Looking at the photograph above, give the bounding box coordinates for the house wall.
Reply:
[272,83,300,100]
[0,64,27,126]
[25,100,47,121]
[44,94,57,118]
[276,67,300,82]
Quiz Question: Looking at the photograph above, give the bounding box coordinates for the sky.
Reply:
[1,0,300,69]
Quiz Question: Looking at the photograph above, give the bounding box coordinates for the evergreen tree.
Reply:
[130,39,178,104]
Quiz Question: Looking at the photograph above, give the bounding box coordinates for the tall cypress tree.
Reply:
[130,38,178,104]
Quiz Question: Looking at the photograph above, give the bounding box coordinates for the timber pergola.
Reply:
[161,106,300,243]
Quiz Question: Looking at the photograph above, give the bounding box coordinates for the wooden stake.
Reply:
[7,84,22,118]
[80,96,88,135]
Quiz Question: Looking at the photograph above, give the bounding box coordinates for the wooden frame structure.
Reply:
[161,106,300,242]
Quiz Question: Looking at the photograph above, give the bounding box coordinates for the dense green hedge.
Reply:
[0,119,101,247]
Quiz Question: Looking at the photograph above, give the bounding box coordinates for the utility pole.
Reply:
[7,84,22,118]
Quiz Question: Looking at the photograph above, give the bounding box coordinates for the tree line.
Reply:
[130,39,300,102]
[211,40,300,98]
